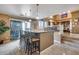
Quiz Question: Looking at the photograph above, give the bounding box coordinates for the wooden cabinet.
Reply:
[71,10,79,34]
[40,32,53,51]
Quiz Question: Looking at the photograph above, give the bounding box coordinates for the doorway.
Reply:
[10,20,22,40]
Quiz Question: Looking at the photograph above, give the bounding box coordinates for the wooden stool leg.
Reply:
[35,42,37,51]
[38,41,40,54]
[30,44,32,55]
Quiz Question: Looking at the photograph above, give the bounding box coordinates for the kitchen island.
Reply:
[31,31,54,51]
[20,30,54,54]
[39,31,54,51]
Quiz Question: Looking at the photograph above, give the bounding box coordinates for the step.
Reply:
[63,41,79,49]
[64,39,79,44]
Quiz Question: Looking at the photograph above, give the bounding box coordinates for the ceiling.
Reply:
[0,4,79,19]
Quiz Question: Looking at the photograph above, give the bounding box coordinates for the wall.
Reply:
[0,14,11,44]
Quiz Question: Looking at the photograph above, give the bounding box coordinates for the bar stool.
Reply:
[31,33,40,54]
[32,39,40,54]
[25,32,40,55]
[20,31,40,55]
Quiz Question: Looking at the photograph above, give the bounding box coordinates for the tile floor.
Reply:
[0,40,20,55]
[40,43,79,55]
[0,39,79,55]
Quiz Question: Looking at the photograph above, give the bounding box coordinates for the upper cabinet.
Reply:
[71,10,79,19]
[71,11,79,34]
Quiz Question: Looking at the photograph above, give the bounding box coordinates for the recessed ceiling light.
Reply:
[68,10,71,13]
[49,20,52,22]
[36,16,39,19]
[50,16,53,18]
[29,19,32,22]
[62,12,66,14]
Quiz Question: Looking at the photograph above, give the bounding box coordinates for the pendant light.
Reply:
[36,4,39,19]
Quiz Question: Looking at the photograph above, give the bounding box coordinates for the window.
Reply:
[39,21,44,30]
[25,21,31,31]
[44,21,48,27]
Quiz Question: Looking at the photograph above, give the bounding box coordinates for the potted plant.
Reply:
[0,20,9,44]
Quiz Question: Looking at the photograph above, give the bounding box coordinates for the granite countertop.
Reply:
[31,31,48,33]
